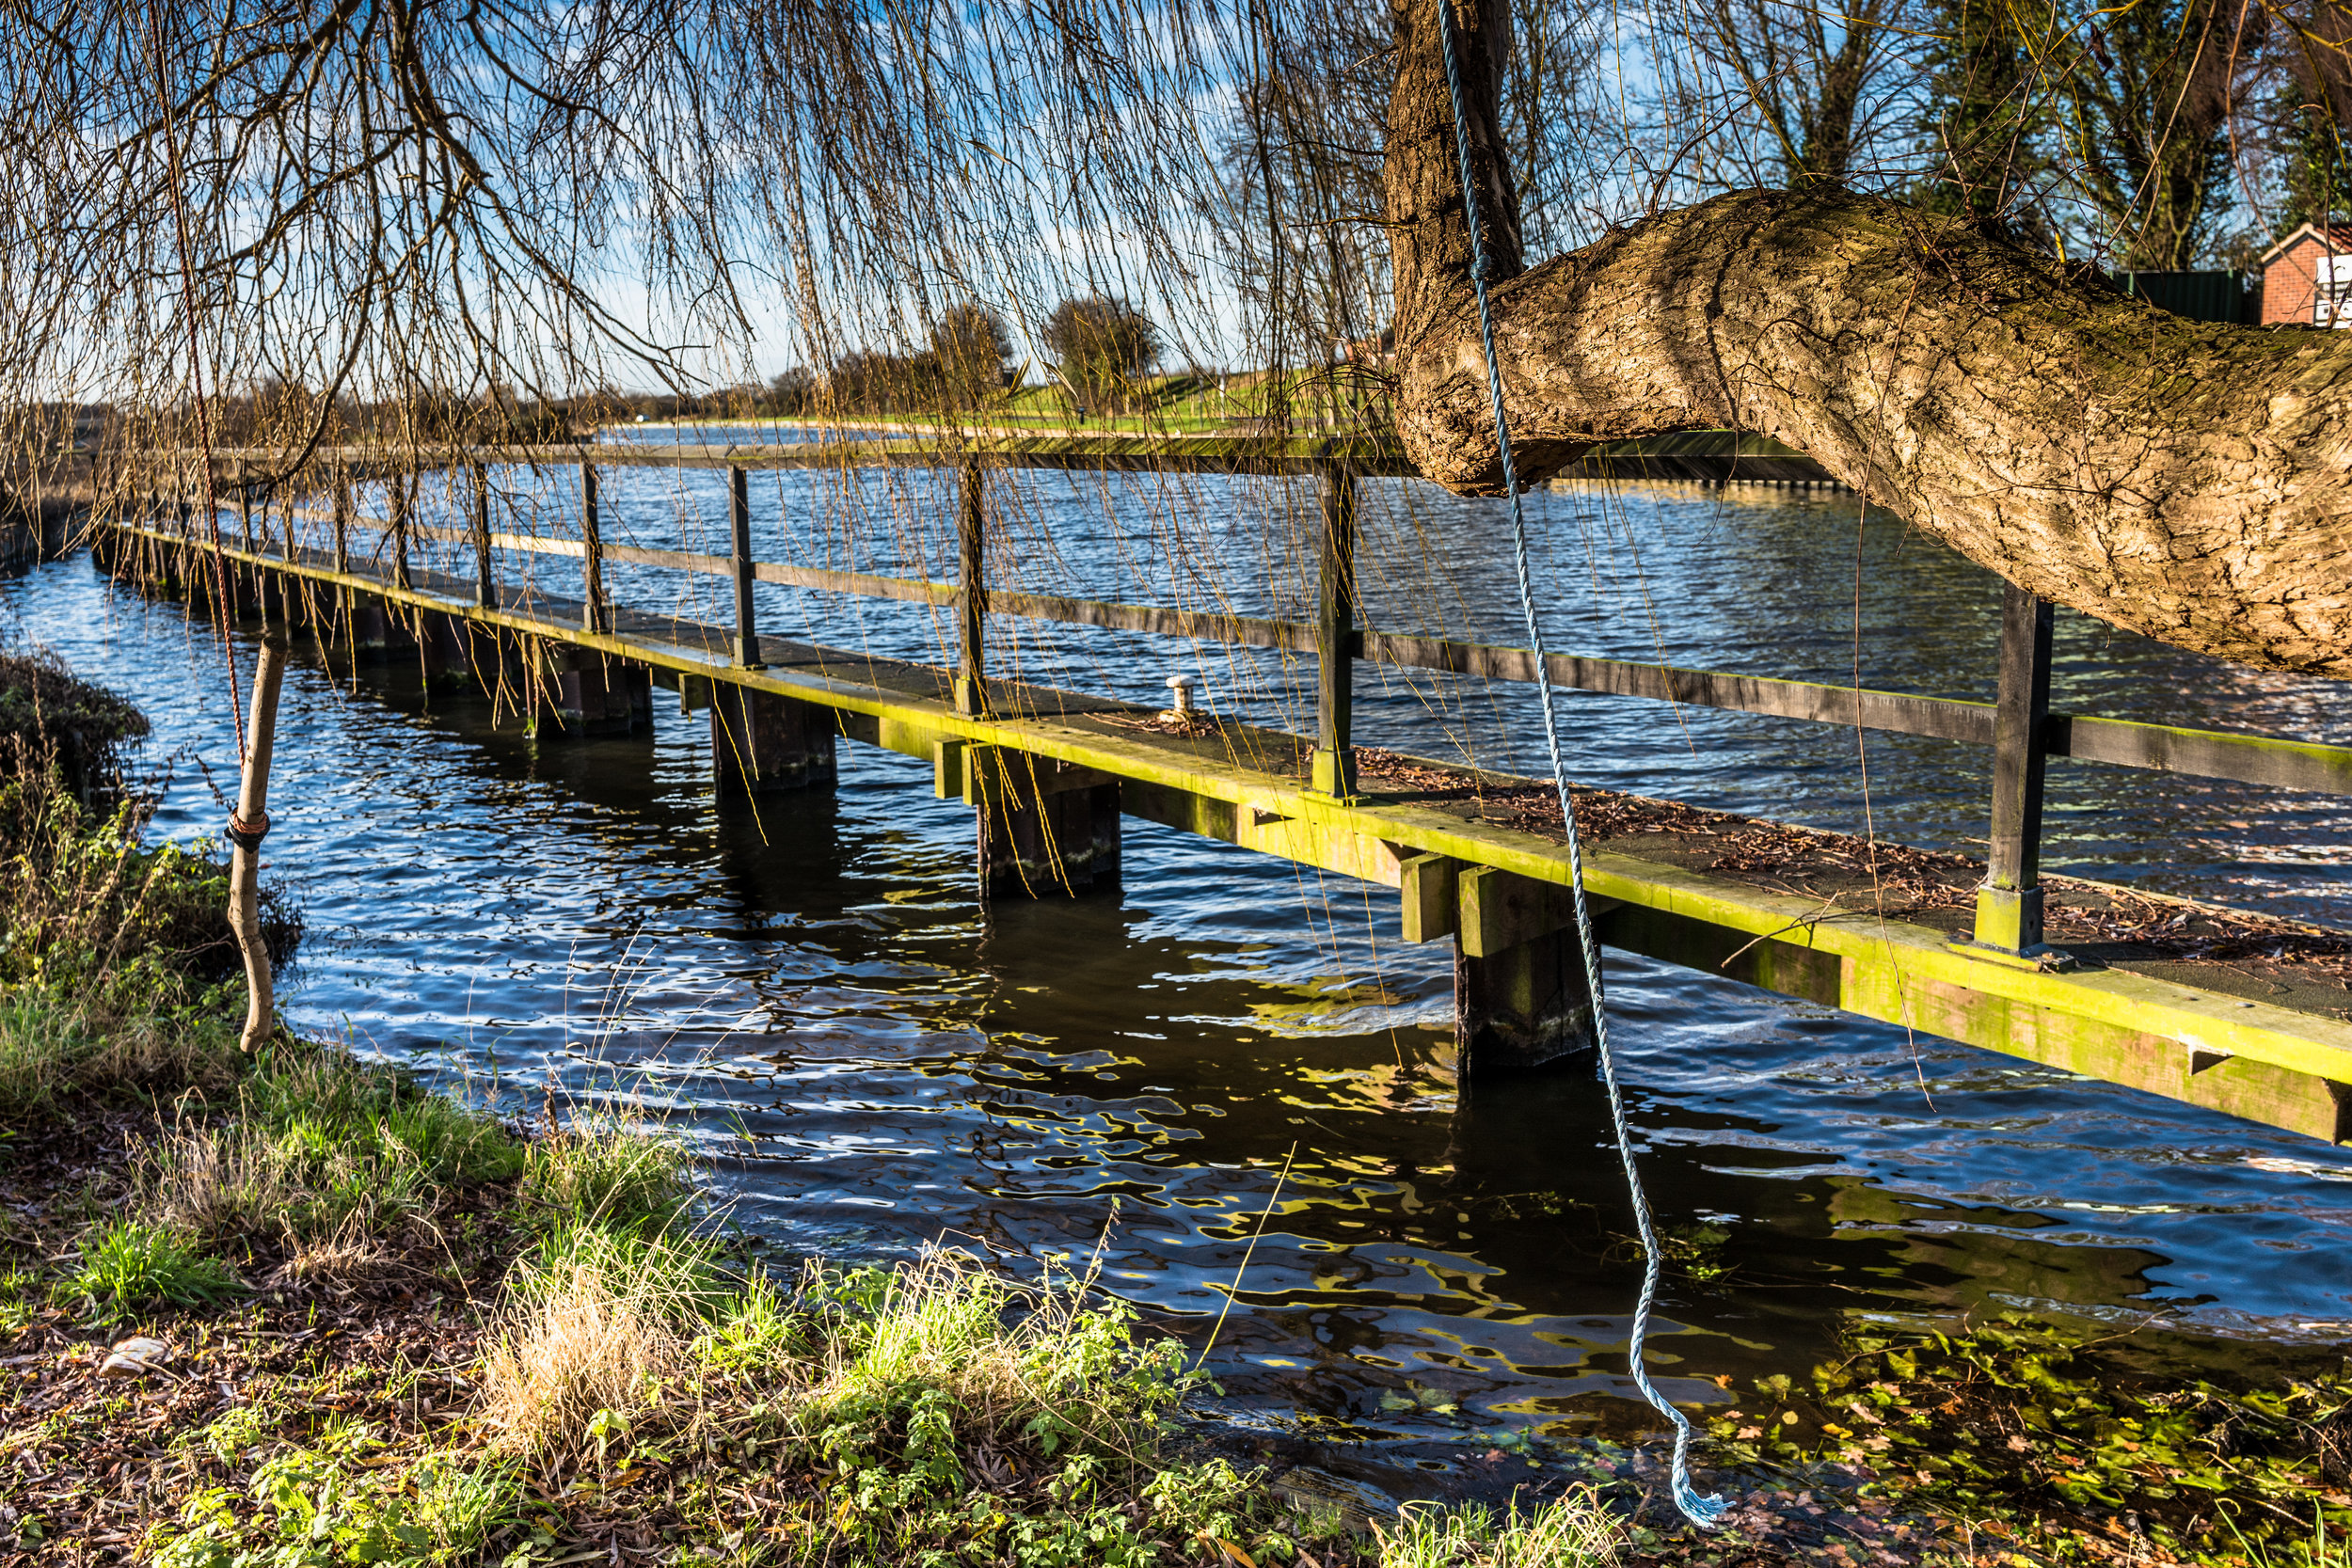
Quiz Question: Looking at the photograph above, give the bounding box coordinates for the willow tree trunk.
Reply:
[230,631,289,1053]
[1383,0,2352,677]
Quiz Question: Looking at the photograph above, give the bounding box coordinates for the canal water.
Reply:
[10,461,2352,1466]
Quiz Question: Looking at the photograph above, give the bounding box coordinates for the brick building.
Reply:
[2259,222,2352,326]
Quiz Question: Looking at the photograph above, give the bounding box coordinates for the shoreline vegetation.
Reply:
[0,641,2344,1568]
[591,370,1385,439]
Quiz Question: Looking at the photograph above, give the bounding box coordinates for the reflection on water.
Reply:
[12,475,2352,1456]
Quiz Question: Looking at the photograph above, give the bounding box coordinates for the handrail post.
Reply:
[955,460,986,716]
[580,460,607,633]
[1309,456,1358,800]
[390,478,413,590]
[729,464,765,668]
[469,460,496,610]
[1974,581,2055,956]
[332,469,351,575]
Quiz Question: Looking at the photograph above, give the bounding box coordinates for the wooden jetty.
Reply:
[88,434,2352,1145]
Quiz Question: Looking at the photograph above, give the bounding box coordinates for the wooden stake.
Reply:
[580,462,607,633]
[229,631,290,1053]
[470,461,496,610]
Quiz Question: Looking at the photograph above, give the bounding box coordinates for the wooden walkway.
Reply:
[93,442,2352,1146]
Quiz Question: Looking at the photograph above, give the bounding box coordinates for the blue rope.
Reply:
[1432,2,1728,1530]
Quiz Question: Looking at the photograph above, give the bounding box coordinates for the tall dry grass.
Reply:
[479,1226,710,1463]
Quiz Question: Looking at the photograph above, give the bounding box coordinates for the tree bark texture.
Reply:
[1385,1,2352,677]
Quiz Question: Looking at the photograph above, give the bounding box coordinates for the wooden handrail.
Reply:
[250,503,2352,796]
[109,428,1837,483]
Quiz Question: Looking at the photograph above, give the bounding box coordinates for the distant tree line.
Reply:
[37,293,1181,441]
[772,296,1166,418]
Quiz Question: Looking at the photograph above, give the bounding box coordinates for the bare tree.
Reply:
[1673,0,1922,189]
[2054,0,2269,267]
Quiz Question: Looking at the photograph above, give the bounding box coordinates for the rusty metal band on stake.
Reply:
[1437,0,1727,1528]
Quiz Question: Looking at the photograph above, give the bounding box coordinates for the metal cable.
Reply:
[1432,1,1728,1529]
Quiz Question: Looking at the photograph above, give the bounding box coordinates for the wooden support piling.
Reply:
[967,744,1120,895]
[415,610,472,690]
[956,461,987,718]
[1454,865,1603,1073]
[533,643,640,736]
[729,466,763,669]
[1405,856,1613,1073]
[710,685,836,794]
[1974,582,2055,956]
[348,595,393,660]
[1310,459,1358,800]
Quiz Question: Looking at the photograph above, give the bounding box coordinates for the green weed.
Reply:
[195,1403,280,1465]
[2226,1504,2352,1568]
[0,1261,40,1335]
[152,1443,524,1567]
[0,978,244,1116]
[140,1046,525,1243]
[65,1219,243,1323]
[661,1248,1332,1566]
[1372,1488,1619,1568]
[518,1111,690,1233]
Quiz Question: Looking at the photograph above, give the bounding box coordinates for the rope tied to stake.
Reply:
[224,811,271,853]
[1432,0,1729,1530]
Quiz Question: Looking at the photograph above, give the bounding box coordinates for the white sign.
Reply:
[2320,253,2352,328]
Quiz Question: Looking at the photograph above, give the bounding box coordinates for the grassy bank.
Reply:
[619,370,1390,437]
